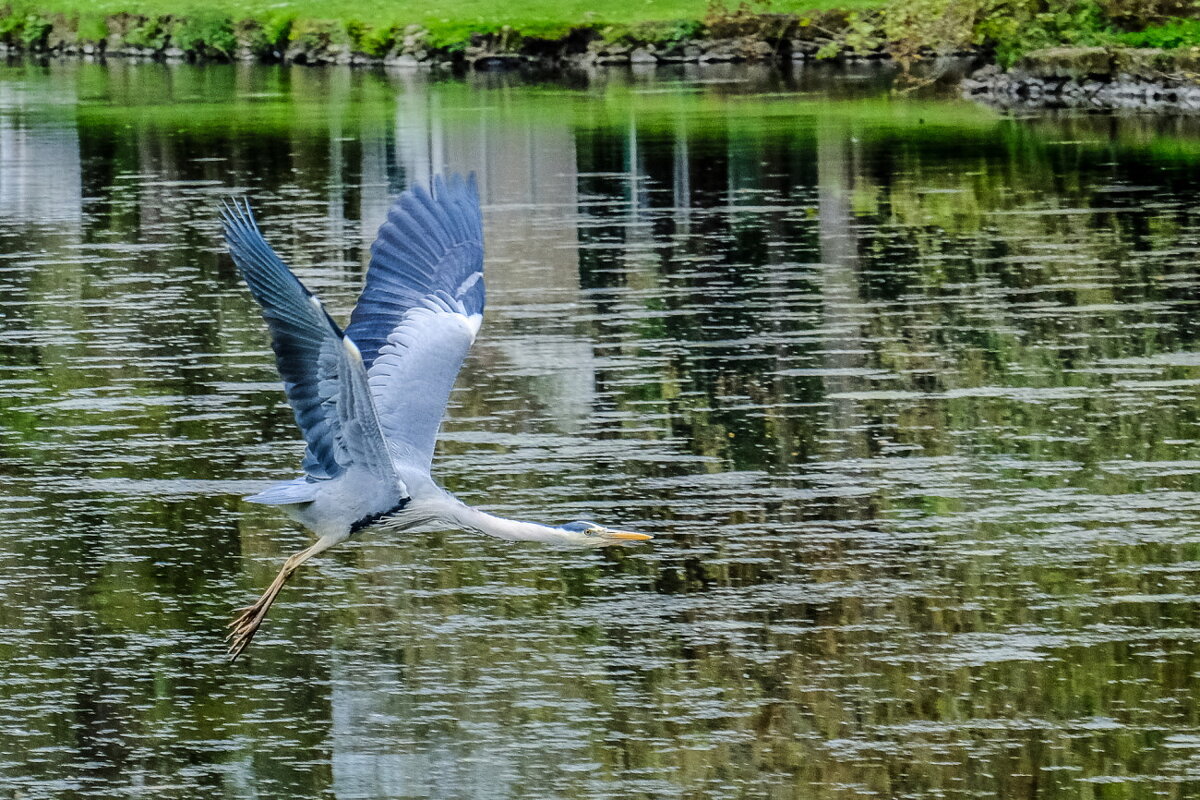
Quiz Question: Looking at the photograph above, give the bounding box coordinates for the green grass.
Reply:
[1118,18,1200,49]
[24,0,878,42]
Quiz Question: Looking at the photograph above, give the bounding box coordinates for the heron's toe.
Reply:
[227,605,258,629]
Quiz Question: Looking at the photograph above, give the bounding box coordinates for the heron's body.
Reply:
[268,472,576,544]
[221,174,649,660]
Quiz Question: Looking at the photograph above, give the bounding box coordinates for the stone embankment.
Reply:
[963,46,1200,110]
[0,10,860,68]
[12,8,1200,115]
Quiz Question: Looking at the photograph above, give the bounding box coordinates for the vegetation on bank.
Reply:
[0,0,870,57]
[0,0,1197,65]
[806,0,1200,66]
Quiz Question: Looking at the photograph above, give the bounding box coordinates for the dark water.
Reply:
[4,59,1200,798]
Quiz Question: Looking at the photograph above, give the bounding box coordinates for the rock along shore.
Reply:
[963,46,1200,111]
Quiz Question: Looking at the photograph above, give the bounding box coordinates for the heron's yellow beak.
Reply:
[600,529,653,541]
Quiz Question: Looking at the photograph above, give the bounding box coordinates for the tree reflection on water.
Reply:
[1,60,1200,798]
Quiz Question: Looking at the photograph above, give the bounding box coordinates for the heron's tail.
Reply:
[244,478,320,505]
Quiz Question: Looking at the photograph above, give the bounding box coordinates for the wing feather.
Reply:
[345,174,486,472]
[221,200,398,486]
[369,300,480,469]
[345,173,484,371]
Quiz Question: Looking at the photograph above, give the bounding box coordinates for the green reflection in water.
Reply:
[2,60,1200,799]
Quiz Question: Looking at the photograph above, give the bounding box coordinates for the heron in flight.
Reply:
[221,173,651,660]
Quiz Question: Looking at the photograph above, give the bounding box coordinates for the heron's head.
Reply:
[558,520,653,545]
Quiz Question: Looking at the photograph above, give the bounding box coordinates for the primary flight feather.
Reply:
[221,174,650,660]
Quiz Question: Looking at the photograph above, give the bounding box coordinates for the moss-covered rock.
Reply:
[1111,46,1200,80]
[232,18,266,60]
[285,18,351,64]
[104,12,145,50]
[1015,46,1113,80]
[44,13,74,50]
[698,35,775,61]
[1112,47,1172,80]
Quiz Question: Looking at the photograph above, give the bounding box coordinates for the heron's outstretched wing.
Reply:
[345,174,485,472]
[221,200,397,484]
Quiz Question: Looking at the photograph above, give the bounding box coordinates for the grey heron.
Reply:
[221,173,651,660]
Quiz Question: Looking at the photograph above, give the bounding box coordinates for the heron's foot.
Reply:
[226,597,272,661]
[224,537,337,662]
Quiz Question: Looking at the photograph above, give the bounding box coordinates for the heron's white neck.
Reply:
[440,497,577,545]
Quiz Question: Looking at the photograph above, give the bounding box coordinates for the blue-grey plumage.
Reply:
[220,174,651,661]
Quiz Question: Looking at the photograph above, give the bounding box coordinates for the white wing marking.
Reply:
[367,294,480,471]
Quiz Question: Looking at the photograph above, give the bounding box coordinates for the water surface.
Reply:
[2,60,1200,799]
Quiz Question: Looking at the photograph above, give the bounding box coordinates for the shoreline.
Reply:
[6,8,1200,114]
[0,8,863,69]
[962,47,1200,112]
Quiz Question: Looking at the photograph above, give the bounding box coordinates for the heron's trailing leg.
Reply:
[227,536,338,661]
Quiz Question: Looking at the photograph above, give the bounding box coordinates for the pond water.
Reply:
[3,59,1200,799]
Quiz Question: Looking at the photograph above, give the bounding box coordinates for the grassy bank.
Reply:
[1,0,1198,66]
[32,0,875,40]
[4,0,875,55]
